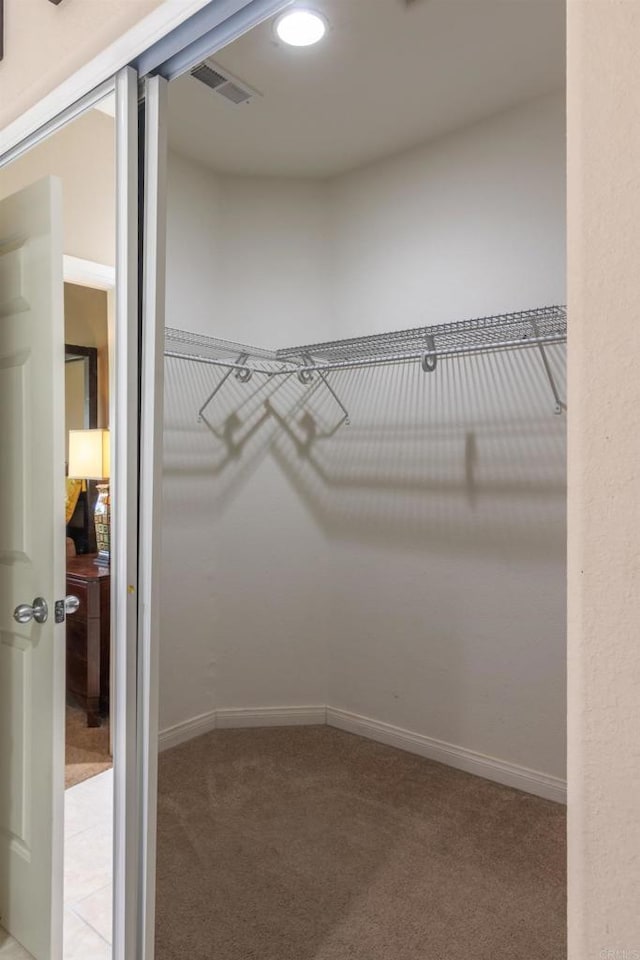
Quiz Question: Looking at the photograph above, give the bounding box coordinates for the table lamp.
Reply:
[68,429,111,567]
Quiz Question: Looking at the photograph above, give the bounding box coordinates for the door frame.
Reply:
[0,2,289,957]
[0,68,142,959]
[63,258,115,594]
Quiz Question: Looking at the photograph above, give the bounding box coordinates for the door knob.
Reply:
[13,597,49,624]
[65,595,80,615]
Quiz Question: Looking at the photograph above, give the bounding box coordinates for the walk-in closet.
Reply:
[155,2,567,957]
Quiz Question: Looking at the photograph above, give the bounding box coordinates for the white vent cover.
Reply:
[190,59,260,106]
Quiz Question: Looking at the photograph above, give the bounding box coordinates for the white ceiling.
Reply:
[167,0,565,179]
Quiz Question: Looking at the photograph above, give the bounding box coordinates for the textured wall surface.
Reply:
[0,0,164,130]
[567,2,640,957]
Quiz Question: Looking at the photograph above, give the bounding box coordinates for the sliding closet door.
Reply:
[138,74,168,960]
[112,65,142,960]
[111,67,167,960]
[112,67,167,960]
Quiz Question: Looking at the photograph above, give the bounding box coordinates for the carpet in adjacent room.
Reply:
[155,725,566,960]
[65,703,112,789]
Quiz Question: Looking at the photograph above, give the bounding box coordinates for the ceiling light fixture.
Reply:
[275,9,327,47]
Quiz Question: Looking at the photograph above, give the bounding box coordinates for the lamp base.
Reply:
[94,483,110,568]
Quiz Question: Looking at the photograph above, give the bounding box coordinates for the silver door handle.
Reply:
[13,597,49,624]
[65,595,80,615]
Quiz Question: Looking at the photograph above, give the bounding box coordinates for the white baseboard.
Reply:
[158,704,566,803]
[326,707,566,804]
[158,709,218,752]
[158,705,326,751]
[216,705,326,729]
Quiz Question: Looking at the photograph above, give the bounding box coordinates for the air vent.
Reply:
[191,63,227,91]
[190,59,260,106]
[218,82,252,105]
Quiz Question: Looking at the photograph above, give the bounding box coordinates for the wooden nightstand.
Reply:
[66,555,111,727]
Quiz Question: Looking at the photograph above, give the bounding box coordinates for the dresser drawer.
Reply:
[66,578,99,620]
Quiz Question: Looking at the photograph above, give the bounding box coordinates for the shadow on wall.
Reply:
[163,343,566,561]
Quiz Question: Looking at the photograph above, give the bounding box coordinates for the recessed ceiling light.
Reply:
[275,9,327,47]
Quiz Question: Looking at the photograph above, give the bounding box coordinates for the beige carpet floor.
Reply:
[155,726,566,960]
[65,704,112,789]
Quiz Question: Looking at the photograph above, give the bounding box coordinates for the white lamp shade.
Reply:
[68,429,110,480]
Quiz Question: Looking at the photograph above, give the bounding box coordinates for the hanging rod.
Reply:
[164,305,567,420]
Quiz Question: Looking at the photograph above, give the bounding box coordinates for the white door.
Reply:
[0,177,65,959]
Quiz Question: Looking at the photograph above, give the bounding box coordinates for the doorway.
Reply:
[0,95,118,960]
[155,2,566,958]
[65,283,112,785]
[63,280,114,957]
[0,4,580,956]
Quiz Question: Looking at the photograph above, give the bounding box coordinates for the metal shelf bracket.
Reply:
[422,334,437,373]
[531,319,567,414]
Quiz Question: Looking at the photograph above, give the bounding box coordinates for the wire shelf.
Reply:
[277,306,566,370]
[164,305,567,420]
[166,305,566,374]
[164,327,284,374]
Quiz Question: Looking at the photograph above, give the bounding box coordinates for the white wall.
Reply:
[324,93,566,778]
[165,154,330,345]
[328,94,565,334]
[161,92,566,783]
[161,157,331,730]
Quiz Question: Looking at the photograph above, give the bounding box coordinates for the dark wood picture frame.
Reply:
[66,343,99,554]
[65,343,98,428]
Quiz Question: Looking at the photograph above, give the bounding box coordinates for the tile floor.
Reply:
[0,769,113,960]
[0,932,34,960]
[64,768,113,958]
